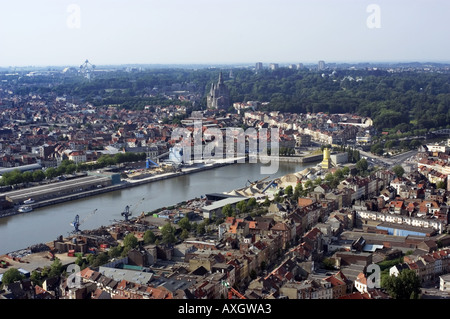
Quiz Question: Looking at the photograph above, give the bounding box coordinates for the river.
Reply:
[0,161,316,255]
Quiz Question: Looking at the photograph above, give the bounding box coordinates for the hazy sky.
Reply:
[0,0,449,66]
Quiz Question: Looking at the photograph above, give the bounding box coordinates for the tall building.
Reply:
[255,62,263,72]
[322,147,331,169]
[318,60,326,71]
[269,63,279,70]
[207,72,230,110]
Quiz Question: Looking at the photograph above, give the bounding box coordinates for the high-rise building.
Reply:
[321,147,331,169]
[269,63,279,70]
[318,60,326,71]
[206,72,230,110]
[255,62,263,71]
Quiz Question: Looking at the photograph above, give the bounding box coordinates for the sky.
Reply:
[0,0,449,67]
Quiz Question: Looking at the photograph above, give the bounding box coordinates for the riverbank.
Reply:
[0,160,236,219]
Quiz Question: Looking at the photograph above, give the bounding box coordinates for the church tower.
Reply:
[207,72,230,110]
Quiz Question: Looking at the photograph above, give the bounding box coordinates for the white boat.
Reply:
[23,198,35,204]
[18,205,33,213]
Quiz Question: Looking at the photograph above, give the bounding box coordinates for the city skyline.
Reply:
[0,0,449,67]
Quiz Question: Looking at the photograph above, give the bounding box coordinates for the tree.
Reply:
[304,179,313,191]
[108,245,123,258]
[45,167,58,179]
[123,233,139,249]
[30,270,42,286]
[341,166,350,176]
[356,158,368,173]
[91,252,109,267]
[436,180,446,189]
[284,185,293,197]
[392,165,405,178]
[1,268,24,285]
[247,197,257,209]
[49,258,63,277]
[143,230,156,244]
[382,269,421,299]
[222,204,233,217]
[180,229,190,240]
[196,222,206,236]
[178,217,191,231]
[236,200,248,215]
[32,170,46,182]
[161,222,176,244]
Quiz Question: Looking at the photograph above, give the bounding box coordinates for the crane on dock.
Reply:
[121,197,145,222]
[70,209,98,233]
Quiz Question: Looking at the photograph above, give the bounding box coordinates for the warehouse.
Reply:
[2,175,112,204]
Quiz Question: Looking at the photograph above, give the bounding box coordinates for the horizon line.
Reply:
[2,60,450,69]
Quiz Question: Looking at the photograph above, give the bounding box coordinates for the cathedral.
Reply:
[206,72,230,110]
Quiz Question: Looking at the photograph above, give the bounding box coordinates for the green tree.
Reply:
[143,230,156,244]
[222,204,233,217]
[284,185,293,197]
[304,179,313,191]
[247,197,257,209]
[356,158,369,174]
[108,245,123,258]
[1,268,24,285]
[196,222,206,236]
[91,252,109,267]
[341,166,350,176]
[22,171,34,184]
[30,270,42,286]
[45,167,58,179]
[49,258,63,277]
[392,165,405,178]
[123,233,139,249]
[180,229,190,240]
[32,170,46,182]
[178,217,191,231]
[382,269,421,299]
[236,200,248,215]
[436,180,446,189]
[161,222,176,244]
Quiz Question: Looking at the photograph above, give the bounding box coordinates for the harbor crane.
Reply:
[121,197,145,222]
[70,209,98,233]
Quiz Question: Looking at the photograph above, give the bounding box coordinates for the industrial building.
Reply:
[0,164,42,176]
[2,175,113,204]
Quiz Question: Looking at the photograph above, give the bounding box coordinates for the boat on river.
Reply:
[18,205,33,213]
[23,198,35,204]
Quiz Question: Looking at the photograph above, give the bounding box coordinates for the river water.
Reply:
[0,161,315,255]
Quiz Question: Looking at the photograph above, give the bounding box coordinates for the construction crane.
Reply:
[121,197,145,222]
[70,215,81,232]
[70,209,98,233]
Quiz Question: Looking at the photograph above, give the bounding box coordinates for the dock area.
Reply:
[0,159,238,218]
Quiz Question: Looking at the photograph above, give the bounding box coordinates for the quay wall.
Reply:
[0,162,233,218]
